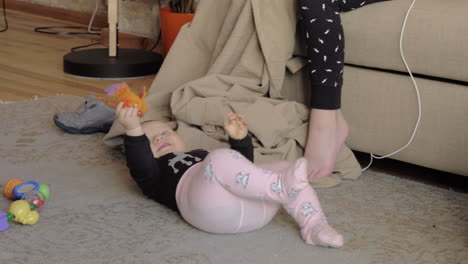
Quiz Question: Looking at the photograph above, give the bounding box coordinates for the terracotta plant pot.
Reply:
[160,6,195,55]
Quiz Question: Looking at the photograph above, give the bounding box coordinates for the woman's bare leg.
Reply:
[304,109,349,179]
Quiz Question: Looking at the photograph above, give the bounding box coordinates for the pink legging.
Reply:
[176,148,342,246]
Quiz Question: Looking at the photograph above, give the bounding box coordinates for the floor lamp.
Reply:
[63,0,163,78]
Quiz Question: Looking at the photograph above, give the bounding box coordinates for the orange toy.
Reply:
[3,179,23,200]
[104,82,148,117]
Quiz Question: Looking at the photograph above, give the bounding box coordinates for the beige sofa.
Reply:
[310,0,467,176]
[284,0,467,176]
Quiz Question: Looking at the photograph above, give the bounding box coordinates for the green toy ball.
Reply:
[38,184,51,200]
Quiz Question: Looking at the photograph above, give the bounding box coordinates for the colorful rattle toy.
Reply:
[104,82,148,117]
[0,179,51,232]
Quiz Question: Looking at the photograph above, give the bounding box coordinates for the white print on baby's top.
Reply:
[168,152,202,174]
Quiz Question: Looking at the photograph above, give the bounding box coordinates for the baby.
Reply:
[116,102,344,248]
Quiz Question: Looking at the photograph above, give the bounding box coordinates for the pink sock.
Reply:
[284,186,344,248]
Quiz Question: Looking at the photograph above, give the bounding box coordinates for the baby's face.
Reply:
[142,121,187,158]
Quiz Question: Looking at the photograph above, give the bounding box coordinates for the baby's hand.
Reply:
[223,112,248,140]
[116,102,141,131]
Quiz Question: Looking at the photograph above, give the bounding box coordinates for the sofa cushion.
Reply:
[341,0,468,84]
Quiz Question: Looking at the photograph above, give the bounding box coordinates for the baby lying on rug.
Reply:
[116,102,344,248]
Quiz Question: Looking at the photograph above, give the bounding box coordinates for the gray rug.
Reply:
[0,95,467,264]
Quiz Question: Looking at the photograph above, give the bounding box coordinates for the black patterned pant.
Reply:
[297,0,390,109]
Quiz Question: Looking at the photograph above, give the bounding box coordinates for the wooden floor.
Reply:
[0,10,155,102]
[2,10,467,192]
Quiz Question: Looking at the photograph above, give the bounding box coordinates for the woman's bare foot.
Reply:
[304,109,349,179]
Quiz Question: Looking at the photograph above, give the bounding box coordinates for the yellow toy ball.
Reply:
[9,200,40,225]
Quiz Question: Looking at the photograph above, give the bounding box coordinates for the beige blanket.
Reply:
[103,0,362,187]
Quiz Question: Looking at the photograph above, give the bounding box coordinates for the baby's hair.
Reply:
[142,120,176,128]
[141,120,178,133]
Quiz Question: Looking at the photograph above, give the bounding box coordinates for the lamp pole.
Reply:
[108,0,118,57]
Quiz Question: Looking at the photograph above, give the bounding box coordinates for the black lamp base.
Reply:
[63,48,164,79]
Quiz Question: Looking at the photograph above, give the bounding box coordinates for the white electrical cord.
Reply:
[361,0,420,171]
[88,0,101,34]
